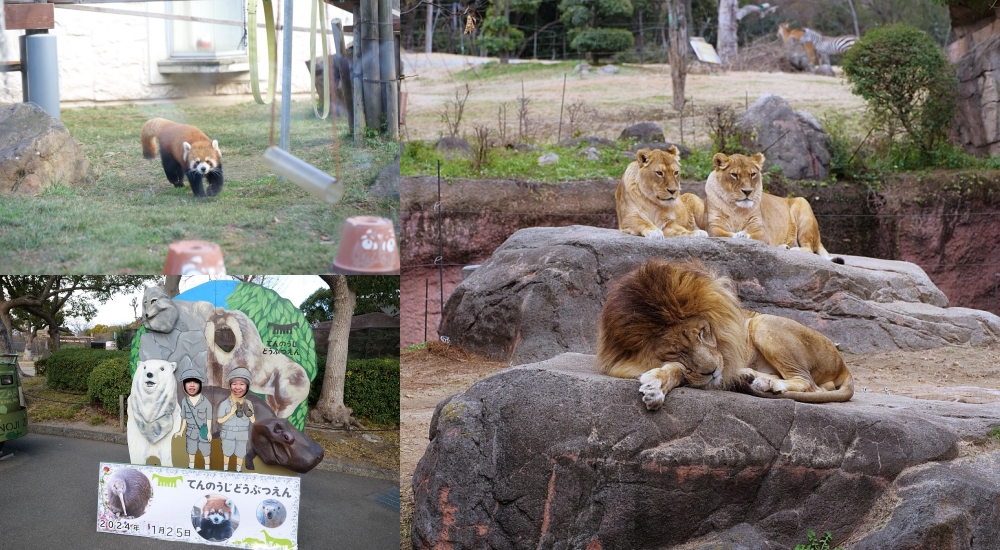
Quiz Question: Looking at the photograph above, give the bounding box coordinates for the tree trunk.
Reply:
[309,275,364,429]
[425,0,434,54]
[716,0,738,68]
[667,0,688,112]
[164,276,181,298]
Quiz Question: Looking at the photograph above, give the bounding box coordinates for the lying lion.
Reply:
[596,259,854,409]
[616,147,707,239]
[705,152,843,263]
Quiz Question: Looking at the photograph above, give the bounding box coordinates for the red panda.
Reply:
[196,494,235,541]
[141,118,224,197]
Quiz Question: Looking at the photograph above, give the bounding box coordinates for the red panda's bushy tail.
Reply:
[141,118,170,160]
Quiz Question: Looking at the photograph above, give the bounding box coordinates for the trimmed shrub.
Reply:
[842,24,957,159]
[308,355,400,426]
[34,356,48,376]
[87,357,131,415]
[46,348,129,392]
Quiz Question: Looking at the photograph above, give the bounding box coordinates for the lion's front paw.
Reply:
[751,377,773,393]
[643,229,665,240]
[732,231,752,239]
[692,229,709,237]
[638,372,665,410]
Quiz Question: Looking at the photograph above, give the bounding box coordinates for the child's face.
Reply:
[185,380,200,396]
[230,379,248,398]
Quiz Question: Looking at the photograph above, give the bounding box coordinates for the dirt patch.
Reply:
[401,52,866,145]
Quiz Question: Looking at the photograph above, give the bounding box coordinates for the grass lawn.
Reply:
[0,101,398,273]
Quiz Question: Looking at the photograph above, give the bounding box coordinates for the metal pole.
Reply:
[424,0,433,54]
[24,32,60,119]
[437,160,444,319]
[279,0,293,150]
[119,394,125,432]
[378,0,398,139]
[557,73,566,142]
[424,278,429,343]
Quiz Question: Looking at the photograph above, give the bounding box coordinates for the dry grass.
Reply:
[401,50,868,147]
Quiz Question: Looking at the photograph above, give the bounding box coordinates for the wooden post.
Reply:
[378,0,398,139]
[361,0,382,135]
[351,4,366,143]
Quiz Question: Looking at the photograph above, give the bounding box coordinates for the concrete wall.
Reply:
[0,1,352,104]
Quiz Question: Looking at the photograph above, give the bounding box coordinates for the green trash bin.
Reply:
[0,353,28,453]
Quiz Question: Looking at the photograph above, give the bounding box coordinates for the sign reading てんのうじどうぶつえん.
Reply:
[97,462,300,549]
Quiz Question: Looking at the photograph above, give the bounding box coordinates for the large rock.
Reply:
[738,94,830,180]
[0,103,91,195]
[952,27,1000,156]
[619,122,665,143]
[438,226,1000,364]
[412,353,1000,550]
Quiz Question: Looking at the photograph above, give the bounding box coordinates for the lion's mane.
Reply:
[596,259,749,388]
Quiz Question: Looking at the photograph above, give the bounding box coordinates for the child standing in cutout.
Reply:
[174,368,212,469]
[218,367,255,472]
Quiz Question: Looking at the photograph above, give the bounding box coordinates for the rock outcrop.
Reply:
[738,94,831,180]
[412,353,1000,550]
[438,226,1000,365]
[0,103,91,195]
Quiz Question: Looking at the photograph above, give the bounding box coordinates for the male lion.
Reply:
[705,152,843,263]
[616,147,707,239]
[596,259,853,409]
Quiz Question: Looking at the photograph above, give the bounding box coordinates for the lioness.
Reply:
[616,147,707,239]
[596,259,854,409]
[705,152,843,263]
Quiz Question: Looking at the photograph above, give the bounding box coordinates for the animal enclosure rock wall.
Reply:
[412,354,1000,549]
[438,226,1000,365]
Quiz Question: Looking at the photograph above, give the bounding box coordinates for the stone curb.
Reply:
[27,423,399,481]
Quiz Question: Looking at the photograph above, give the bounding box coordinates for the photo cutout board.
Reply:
[97,462,300,549]
[127,281,323,476]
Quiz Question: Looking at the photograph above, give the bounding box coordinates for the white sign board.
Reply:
[689,37,722,64]
[97,462,300,549]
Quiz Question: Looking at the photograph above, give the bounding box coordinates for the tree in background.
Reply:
[841,24,957,160]
[301,275,400,324]
[308,275,399,429]
[480,0,536,63]
[0,276,155,375]
[559,0,634,63]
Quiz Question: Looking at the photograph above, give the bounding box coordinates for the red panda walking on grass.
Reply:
[141,118,224,197]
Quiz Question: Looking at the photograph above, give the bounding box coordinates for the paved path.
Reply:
[0,433,399,550]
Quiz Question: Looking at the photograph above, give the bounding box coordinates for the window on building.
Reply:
[168,0,246,58]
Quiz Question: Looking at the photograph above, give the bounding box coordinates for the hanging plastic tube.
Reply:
[309,0,331,119]
[248,0,277,104]
[262,146,344,204]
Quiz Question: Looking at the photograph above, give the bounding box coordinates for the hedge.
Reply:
[309,355,400,426]
[45,348,130,392]
[87,357,132,415]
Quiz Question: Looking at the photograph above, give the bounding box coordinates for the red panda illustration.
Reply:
[141,118,224,197]
[196,494,236,541]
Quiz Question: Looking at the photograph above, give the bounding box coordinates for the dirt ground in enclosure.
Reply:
[400,52,867,144]
[400,342,1000,485]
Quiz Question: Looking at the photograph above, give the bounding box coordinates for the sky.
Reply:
[80,276,325,328]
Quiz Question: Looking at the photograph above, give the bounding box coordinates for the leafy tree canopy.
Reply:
[300,275,399,324]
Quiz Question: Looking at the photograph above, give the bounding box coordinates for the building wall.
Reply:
[1,1,352,104]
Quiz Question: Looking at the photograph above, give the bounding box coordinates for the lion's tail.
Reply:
[141,118,170,159]
[749,372,855,403]
[816,243,846,265]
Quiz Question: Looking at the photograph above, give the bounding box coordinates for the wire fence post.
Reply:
[436,160,444,331]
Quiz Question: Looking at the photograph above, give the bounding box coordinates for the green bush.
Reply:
[34,356,48,376]
[794,530,843,550]
[46,348,129,392]
[842,24,957,161]
[86,356,132,415]
[568,28,635,60]
[309,355,400,426]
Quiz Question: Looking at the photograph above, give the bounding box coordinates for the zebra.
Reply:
[800,28,858,65]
